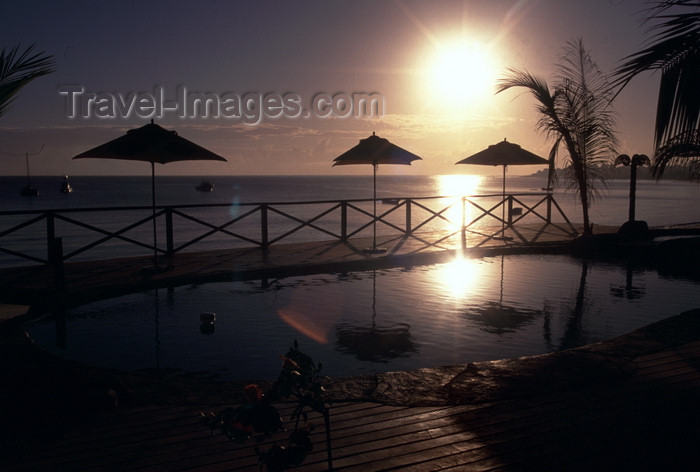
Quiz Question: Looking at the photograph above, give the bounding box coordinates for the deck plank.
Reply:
[3,353,699,472]
[4,335,699,472]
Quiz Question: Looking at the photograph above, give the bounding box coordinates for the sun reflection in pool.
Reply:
[433,254,484,299]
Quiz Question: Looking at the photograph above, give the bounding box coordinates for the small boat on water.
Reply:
[381,198,402,205]
[20,152,38,196]
[196,181,214,192]
[60,175,73,193]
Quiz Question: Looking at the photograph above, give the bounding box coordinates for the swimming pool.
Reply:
[27,253,700,382]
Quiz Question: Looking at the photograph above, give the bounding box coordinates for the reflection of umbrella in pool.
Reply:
[466,301,542,335]
[335,323,415,362]
[464,255,545,335]
[335,270,418,362]
[73,120,227,268]
[456,139,548,240]
[333,132,422,253]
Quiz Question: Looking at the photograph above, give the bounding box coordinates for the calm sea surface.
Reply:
[6,174,700,381]
[2,174,700,224]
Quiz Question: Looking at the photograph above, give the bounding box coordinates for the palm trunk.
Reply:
[579,177,592,235]
[581,197,591,234]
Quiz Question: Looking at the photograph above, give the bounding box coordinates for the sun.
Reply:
[435,174,483,230]
[427,39,499,109]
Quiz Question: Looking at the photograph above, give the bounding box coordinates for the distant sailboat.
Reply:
[60,175,73,193]
[20,152,38,196]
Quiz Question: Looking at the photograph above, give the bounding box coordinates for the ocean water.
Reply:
[3,174,700,223]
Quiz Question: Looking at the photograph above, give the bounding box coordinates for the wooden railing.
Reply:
[0,192,576,267]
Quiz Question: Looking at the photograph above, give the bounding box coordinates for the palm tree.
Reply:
[0,43,54,118]
[613,1,700,178]
[497,39,619,235]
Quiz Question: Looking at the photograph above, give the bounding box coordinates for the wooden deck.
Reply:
[2,335,699,471]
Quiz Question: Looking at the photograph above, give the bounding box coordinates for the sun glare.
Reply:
[427,39,499,110]
[435,255,483,299]
[436,174,483,229]
[438,174,482,197]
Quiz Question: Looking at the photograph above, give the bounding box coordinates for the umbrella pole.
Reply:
[363,163,386,254]
[502,165,506,237]
[151,161,158,268]
[373,163,377,249]
[500,166,514,241]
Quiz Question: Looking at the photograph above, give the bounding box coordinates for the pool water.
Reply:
[27,253,700,381]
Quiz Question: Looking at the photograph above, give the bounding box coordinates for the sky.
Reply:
[0,0,663,177]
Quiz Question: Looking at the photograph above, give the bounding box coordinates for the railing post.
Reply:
[507,195,514,226]
[546,194,552,223]
[165,207,174,256]
[260,204,269,249]
[405,199,412,235]
[46,211,55,263]
[340,201,347,241]
[461,196,467,249]
[49,237,65,296]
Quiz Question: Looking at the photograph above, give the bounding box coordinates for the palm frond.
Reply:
[653,49,700,145]
[497,69,554,108]
[613,1,700,86]
[652,128,700,178]
[559,38,617,102]
[497,69,564,138]
[612,1,700,147]
[0,44,55,117]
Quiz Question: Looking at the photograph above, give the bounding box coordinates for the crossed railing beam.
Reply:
[0,193,576,267]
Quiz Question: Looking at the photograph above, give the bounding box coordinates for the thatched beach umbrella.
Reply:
[73,120,227,268]
[333,132,422,253]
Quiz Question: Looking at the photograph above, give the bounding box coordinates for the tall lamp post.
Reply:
[614,153,649,222]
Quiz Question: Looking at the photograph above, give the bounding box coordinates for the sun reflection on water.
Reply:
[433,254,484,299]
[435,174,483,230]
[437,174,482,197]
